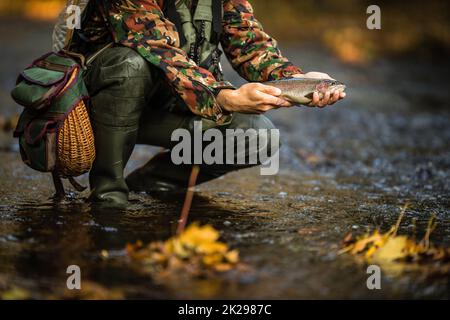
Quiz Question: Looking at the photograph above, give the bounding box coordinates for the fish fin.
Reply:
[304,92,314,99]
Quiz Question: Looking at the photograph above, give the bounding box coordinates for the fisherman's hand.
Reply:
[217,83,292,114]
[292,72,346,107]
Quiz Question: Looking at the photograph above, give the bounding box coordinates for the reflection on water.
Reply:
[1,169,449,299]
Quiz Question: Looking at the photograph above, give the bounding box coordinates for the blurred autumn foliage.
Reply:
[0,0,64,21]
[251,0,450,63]
[126,223,241,277]
[0,0,449,64]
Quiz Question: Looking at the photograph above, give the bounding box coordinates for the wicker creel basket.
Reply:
[56,68,95,177]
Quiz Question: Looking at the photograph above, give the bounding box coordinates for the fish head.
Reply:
[315,79,346,94]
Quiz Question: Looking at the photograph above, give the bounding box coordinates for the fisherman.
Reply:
[56,0,345,205]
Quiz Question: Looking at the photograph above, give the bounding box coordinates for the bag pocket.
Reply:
[11,67,67,111]
[17,117,58,172]
[11,55,74,110]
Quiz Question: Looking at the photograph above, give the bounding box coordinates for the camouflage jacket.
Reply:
[87,0,302,123]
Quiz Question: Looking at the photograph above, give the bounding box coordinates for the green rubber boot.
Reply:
[88,123,138,205]
[85,46,153,205]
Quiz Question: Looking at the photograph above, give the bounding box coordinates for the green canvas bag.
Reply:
[11,51,94,197]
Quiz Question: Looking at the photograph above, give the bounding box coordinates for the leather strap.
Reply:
[51,173,87,199]
[212,0,222,36]
[86,42,114,66]
[52,171,66,199]
[68,177,88,192]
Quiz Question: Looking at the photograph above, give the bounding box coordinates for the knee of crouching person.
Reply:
[256,124,281,162]
[257,119,281,176]
[87,47,158,126]
[122,48,152,79]
[232,115,281,169]
[255,115,281,159]
[97,47,154,97]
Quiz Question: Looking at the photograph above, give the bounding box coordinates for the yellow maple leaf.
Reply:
[365,246,378,258]
[350,230,383,255]
[340,208,450,271]
[372,236,409,263]
[196,241,228,255]
[214,263,233,272]
[170,239,191,259]
[225,250,239,264]
[202,253,224,266]
[178,223,220,248]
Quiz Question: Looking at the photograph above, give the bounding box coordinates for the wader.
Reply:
[84,0,279,205]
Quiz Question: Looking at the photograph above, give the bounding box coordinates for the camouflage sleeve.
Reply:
[100,0,234,124]
[221,0,303,82]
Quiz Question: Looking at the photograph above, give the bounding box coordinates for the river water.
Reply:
[0,19,449,299]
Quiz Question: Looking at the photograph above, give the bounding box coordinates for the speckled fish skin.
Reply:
[264,78,346,105]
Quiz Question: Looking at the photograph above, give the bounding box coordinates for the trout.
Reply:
[264,78,346,106]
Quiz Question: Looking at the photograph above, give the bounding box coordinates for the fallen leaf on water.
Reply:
[127,223,240,276]
[372,236,409,263]
[339,205,450,272]
[225,249,239,264]
[353,230,383,255]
